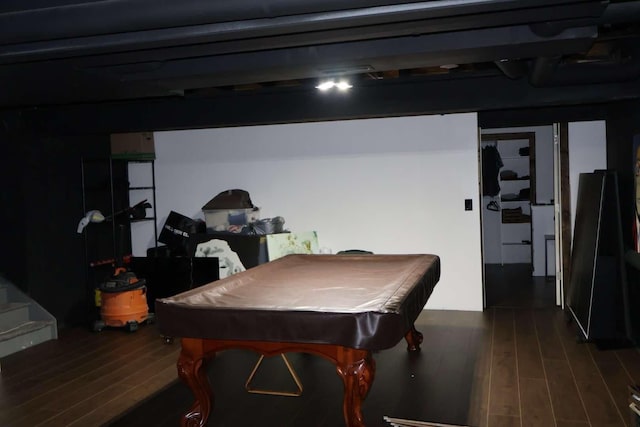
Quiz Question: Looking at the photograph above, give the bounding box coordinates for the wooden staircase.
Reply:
[0,276,57,363]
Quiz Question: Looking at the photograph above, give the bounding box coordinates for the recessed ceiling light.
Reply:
[439,64,459,70]
[315,79,353,91]
[335,81,353,91]
[315,81,335,91]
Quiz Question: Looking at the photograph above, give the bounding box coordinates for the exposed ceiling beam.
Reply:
[17,73,640,135]
[0,0,606,47]
[0,24,597,108]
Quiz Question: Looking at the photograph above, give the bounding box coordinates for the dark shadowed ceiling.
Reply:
[1,0,639,121]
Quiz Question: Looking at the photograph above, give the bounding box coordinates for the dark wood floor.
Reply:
[0,322,180,427]
[484,263,556,309]
[0,266,638,427]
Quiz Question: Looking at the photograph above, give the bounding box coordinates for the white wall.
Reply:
[568,121,607,236]
[146,113,483,311]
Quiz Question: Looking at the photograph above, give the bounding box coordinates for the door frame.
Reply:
[555,123,572,308]
[479,125,570,309]
[479,131,536,268]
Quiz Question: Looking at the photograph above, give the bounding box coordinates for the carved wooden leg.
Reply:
[335,349,375,427]
[404,324,423,352]
[177,338,213,427]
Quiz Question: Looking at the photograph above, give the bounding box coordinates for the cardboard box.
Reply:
[111,132,155,159]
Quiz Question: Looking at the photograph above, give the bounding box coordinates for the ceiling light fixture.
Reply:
[335,81,353,91]
[316,80,335,91]
[315,79,353,91]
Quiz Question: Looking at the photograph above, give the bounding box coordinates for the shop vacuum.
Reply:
[93,263,154,333]
[95,219,155,332]
[79,202,155,332]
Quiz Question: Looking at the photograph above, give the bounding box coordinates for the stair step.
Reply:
[0,319,51,341]
[0,285,6,304]
[0,303,30,329]
[0,302,30,313]
[0,320,56,358]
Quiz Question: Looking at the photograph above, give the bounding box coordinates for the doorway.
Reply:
[480,126,558,308]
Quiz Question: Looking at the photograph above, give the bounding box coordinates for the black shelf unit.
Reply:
[123,158,158,248]
[80,157,158,308]
[81,157,158,258]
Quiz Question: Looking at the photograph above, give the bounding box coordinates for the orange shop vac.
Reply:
[78,203,155,333]
[93,265,154,332]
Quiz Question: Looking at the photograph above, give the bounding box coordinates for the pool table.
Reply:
[156,253,441,427]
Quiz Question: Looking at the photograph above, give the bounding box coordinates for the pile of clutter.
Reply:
[158,189,286,255]
[202,189,285,235]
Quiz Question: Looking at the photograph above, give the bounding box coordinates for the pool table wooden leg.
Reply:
[335,349,375,427]
[404,324,423,352]
[177,338,213,427]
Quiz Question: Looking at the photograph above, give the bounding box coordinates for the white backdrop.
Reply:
[140,113,483,311]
